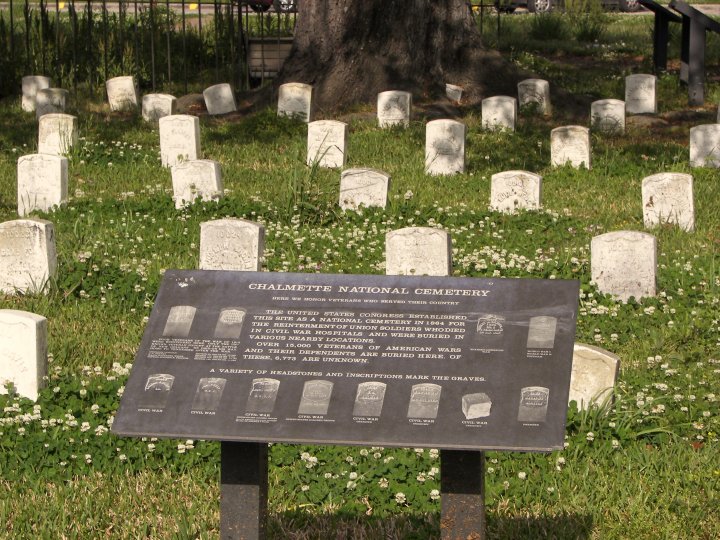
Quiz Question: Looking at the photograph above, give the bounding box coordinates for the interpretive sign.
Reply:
[113,271,579,452]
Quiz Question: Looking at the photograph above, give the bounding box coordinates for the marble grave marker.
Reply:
[591,99,625,135]
[278,82,313,122]
[551,126,591,169]
[203,83,237,115]
[0,218,57,295]
[591,231,656,302]
[171,159,223,209]
[21,75,51,112]
[142,94,177,122]
[106,76,139,111]
[517,78,551,115]
[38,113,78,156]
[425,119,466,176]
[642,173,695,231]
[625,74,657,114]
[689,124,720,168]
[17,154,68,216]
[35,88,69,118]
[0,309,48,401]
[159,115,201,167]
[377,91,412,128]
[199,218,265,271]
[445,84,463,102]
[307,120,348,168]
[385,227,452,276]
[339,168,390,210]
[569,343,620,410]
[482,96,517,131]
[490,170,542,213]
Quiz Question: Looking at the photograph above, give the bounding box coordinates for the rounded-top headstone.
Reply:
[22,76,51,112]
[203,83,237,115]
[106,75,139,112]
[591,230,656,302]
[0,309,48,401]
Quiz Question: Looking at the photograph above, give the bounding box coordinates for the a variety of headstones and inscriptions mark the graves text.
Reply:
[307,120,348,168]
[0,218,57,295]
[35,88,69,119]
[278,82,313,122]
[641,172,695,231]
[425,119,466,176]
[106,76,139,112]
[159,114,201,167]
[0,309,48,402]
[482,96,517,131]
[377,91,412,128]
[170,159,223,209]
[199,218,265,271]
[625,74,657,114]
[517,78,551,115]
[689,124,720,168]
[490,170,542,213]
[385,227,452,276]
[142,94,177,122]
[22,75,51,112]
[569,342,620,411]
[445,84,463,102]
[339,168,390,211]
[37,113,78,156]
[591,230,657,303]
[17,154,69,217]
[591,99,626,135]
[203,83,237,116]
[551,126,591,169]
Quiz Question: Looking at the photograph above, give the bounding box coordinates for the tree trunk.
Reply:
[276,0,522,112]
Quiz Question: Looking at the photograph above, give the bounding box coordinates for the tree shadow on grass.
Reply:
[269,510,593,539]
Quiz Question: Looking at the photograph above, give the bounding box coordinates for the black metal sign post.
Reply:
[220,442,268,540]
[440,450,486,539]
[638,0,681,73]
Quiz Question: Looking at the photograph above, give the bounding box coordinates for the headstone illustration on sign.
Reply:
[142,94,177,122]
[22,75,51,112]
[307,120,348,168]
[298,380,334,415]
[689,124,720,168]
[0,309,47,401]
[191,378,227,411]
[517,386,550,423]
[106,76,139,111]
[517,79,551,115]
[203,83,237,115]
[200,218,265,272]
[171,159,223,208]
[641,172,695,231]
[527,316,558,349]
[162,305,197,337]
[339,168,390,210]
[569,343,620,411]
[591,230,657,302]
[17,154,69,216]
[482,96,517,131]
[353,382,387,417]
[0,218,57,295]
[38,113,78,156]
[591,99,626,135]
[625,74,657,114]
[35,88,69,119]
[490,170,542,213]
[159,115,201,167]
[278,82,313,122]
[551,126,591,169]
[377,91,412,128]
[425,119,466,175]
[139,374,175,409]
[407,383,442,420]
[246,378,281,413]
[385,227,452,276]
[214,308,247,339]
[462,393,492,419]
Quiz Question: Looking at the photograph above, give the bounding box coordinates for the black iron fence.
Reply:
[0,0,298,98]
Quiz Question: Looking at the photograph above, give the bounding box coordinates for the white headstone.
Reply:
[591,231,656,302]
[0,309,47,401]
[17,154,69,216]
[307,120,348,168]
[377,91,412,128]
[482,96,517,131]
[569,343,620,410]
[551,126,591,169]
[203,83,237,115]
[517,79,551,115]
[591,99,625,134]
[339,168,390,210]
[35,88,69,119]
[445,84,463,102]
[171,159,223,209]
[106,75,139,111]
[689,124,720,168]
[490,170,542,213]
[199,218,265,271]
[625,74,657,115]
[385,227,452,276]
[278,82,313,122]
[0,218,57,295]
[142,93,177,122]
[22,75,51,112]
[37,113,78,156]
[159,114,201,168]
[641,173,694,231]
[425,119,466,176]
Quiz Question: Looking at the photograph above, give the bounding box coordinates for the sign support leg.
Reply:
[220,441,268,540]
[440,450,486,540]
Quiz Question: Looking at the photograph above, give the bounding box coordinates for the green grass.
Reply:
[1,14,720,539]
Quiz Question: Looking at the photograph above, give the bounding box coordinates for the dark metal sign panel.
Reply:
[113,271,579,452]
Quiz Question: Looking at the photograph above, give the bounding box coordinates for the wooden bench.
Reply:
[247,37,294,79]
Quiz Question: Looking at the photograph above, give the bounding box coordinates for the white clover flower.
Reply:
[429,449,439,459]
[612,439,620,449]
[430,489,440,500]
[346,481,357,489]
[349,472,358,480]
[301,485,310,492]
[394,492,406,504]
[518,471,527,480]
[177,444,187,454]
[416,473,426,483]
[324,472,332,479]
[378,478,389,489]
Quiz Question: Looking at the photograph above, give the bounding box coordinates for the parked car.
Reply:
[494,0,640,13]
[247,0,296,13]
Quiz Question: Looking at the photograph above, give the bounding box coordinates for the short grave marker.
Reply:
[307,120,348,168]
[106,75,139,111]
[171,159,223,209]
[625,74,657,114]
[17,154,68,216]
[591,231,657,302]
[591,99,626,135]
[0,309,48,402]
[377,90,412,128]
[278,82,313,122]
[199,218,265,271]
[339,168,390,210]
[445,84,463,102]
[159,115,201,167]
[490,170,542,213]
[0,218,57,295]
[203,83,237,115]
[551,126,591,169]
[482,96,517,131]
[22,75,51,112]
[142,94,177,122]
[37,113,78,156]
[385,226,452,276]
[569,343,620,410]
[641,172,694,231]
[517,79,551,115]
[425,119,466,176]
[35,88,69,119]
[689,124,720,168]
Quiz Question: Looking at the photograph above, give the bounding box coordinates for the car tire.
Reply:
[619,0,640,12]
[249,2,271,12]
[275,0,296,12]
[528,0,552,13]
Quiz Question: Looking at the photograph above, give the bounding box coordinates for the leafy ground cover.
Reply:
[0,13,719,539]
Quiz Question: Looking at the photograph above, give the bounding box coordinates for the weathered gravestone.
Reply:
[339,168,390,210]
[38,113,78,156]
[551,126,591,169]
[445,84,463,102]
[278,82,313,122]
[490,170,542,213]
[199,218,265,271]
[17,154,68,216]
[625,74,657,114]
[425,119,466,176]
[689,124,720,168]
[0,309,48,401]
[307,120,348,168]
[106,76,139,111]
[591,231,657,302]
[35,88,69,119]
[0,218,57,295]
[482,96,517,131]
[385,227,452,276]
[203,83,237,115]
[569,343,620,410]
[591,99,626,135]
[641,172,694,231]
[22,75,51,112]
[159,115,201,167]
[517,79,551,115]
[142,94,177,122]
[171,159,223,209]
[377,90,412,128]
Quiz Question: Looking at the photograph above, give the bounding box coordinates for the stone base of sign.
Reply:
[221,441,268,540]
